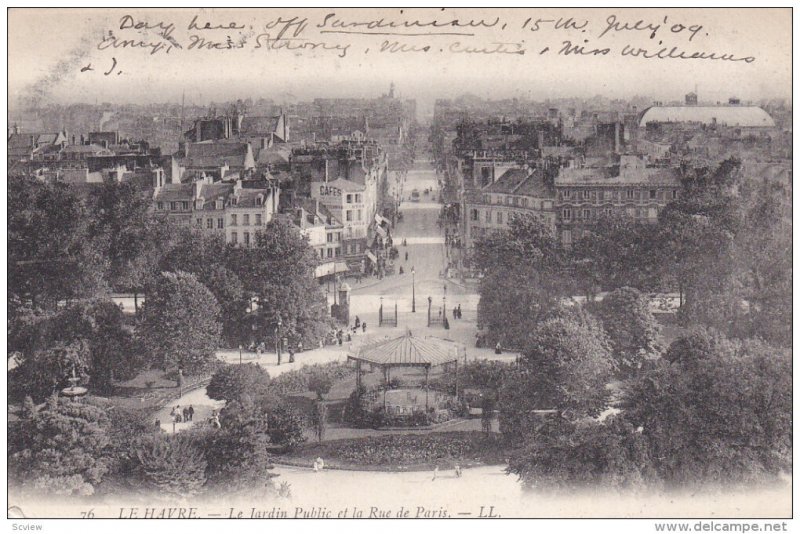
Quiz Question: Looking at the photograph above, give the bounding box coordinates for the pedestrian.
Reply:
[154,419,161,429]
[405,251,409,261]
[432,466,439,481]
[182,406,189,422]
[355,316,361,328]
[495,342,502,355]
[455,465,462,478]
[170,406,176,417]
[453,306,458,318]
[298,341,303,353]
[289,347,295,363]
[188,405,194,422]
[362,321,367,333]
[457,304,462,319]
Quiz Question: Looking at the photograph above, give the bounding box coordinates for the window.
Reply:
[230,214,237,226]
[244,232,250,245]
[196,218,203,227]
[243,214,250,226]
[562,208,572,220]
[598,191,605,201]
[327,232,333,243]
[356,210,362,221]
[672,190,678,199]
[336,232,342,242]
[255,214,262,226]
[170,202,177,211]
[256,196,262,206]
[496,211,503,224]
[649,189,657,200]
[626,189,635,200]
[583,190,590,199]
[335,247,341,257]
[648,207,658,219]
[485,211,492,223]
[583,209,591,219]
[471,209,478,221]
[217,218,224,229]
[356,194,362,203]
[206,218,213,229]
[346,210,353,222]
[506,196,513,206]
[626,207,636,217]
[603,208,613,217]
[231,232,238,244]
[353,243,359,253]
[320,249,325,259]
[327,248,333,258]
[157,202,164,210]
[346,194,352,203]
[216,199,224,210]
[182,201,189,210]
[562,229,572,245]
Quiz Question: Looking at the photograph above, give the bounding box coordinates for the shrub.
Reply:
[268,362,354,397]
[267,404,307,450]
[207,363,272,403]
[307,372,333,400]
[133,433,207,497]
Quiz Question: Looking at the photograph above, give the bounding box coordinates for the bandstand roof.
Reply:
[349,334,459,368]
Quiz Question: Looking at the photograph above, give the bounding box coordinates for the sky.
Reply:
[7,8,792,117]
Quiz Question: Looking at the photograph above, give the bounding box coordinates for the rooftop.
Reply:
[349,333,460,368]
[638,105,776,128]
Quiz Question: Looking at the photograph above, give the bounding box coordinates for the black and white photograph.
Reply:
[4,6,794,528]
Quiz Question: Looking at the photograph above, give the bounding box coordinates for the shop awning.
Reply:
[375,225,387,238]
[314,261,350,278]
[375,213,391,226]
[366,250,378,263]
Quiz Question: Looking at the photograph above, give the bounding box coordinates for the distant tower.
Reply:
[685,91,698,106]
[389,82,395,99]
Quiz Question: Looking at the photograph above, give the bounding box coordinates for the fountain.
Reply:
[61,367,88,401]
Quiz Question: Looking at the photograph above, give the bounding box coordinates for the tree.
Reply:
[160,229,248,345]
[86,180,169,311]
[473,214,567,348]
[207,363,272,403]
[313,401,328,443]
[133,433,207,496]
[507,416,653,490]
[592,287,662,377]
[229,219,331,347]
[8,299,142,400]
[138,271,221,374]
[308,371,333,400]
[9,340,91,403]
[499,311,614,444]
[571,213,664,296]
[8,177,108,311]
[9,395,112,496]
[624,329,791,485]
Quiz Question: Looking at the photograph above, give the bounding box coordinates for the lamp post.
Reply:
[411,266,416,313]
[275,316,283,366]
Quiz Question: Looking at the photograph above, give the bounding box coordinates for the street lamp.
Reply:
[276,316,283,366]
[411,266,416,313]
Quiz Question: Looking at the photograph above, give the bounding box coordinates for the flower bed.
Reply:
[281,431,507,470]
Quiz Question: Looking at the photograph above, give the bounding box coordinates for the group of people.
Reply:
[170,404,194,424]
[335,317,366,345]
[451,304,463,319]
